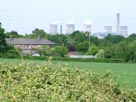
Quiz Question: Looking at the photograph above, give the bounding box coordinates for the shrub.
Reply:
[87,45,98,55]
[96,49,105,58]
[52,46,68,57]
[0,46,20,58]
[0,61,135,101]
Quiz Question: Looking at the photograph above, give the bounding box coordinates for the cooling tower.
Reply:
[50,24,58,35]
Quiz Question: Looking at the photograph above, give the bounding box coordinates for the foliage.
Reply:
[104,47,114,59]
[68,45,76,52]
[52,57,122,63]
[70,31,88,45]
[12,56,122,63]
[24,28,48,38]
[0,61,136,101]
[0,23,7,52]
[52,46,68,57]
[20,29,136,62]
[103,34,125,45]
[5,31,22,38]
[128,40,136,61]
[48,34,67,46]
[87,45,98,55]
[0,45,20,58]
[96,49,105,58]
[127,33,136,43]
[76,41,88,53]
[32,45,52,56]
[1,24,136,62]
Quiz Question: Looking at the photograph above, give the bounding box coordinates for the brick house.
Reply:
[6,37,56,55]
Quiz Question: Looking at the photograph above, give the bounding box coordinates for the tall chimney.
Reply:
[116,13,120,34]
[60,25,62,34]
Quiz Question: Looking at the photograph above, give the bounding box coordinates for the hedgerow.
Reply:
[0,60,135,102]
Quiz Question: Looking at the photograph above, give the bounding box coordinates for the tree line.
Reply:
[1,23,136,62]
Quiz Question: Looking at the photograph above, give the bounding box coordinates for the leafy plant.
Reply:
[0,60,135,101]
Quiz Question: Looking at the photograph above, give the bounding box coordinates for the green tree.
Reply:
[113,41,129,61]
[48,34,67,46]
[5,31,22,38]
[103,34,125,46]
[69,31,88,45]
[52,46,68,57]
[33,45,52,56]
[0,23,7,52]
[128,40,136,61]
[104,41,130,61]
[32,28,47,36]
[76,41,88,53]
[104,47,114,59]
[87,45,98,55]
[96,49,105,58]
[24,28,48,38]
[127,33,136,43]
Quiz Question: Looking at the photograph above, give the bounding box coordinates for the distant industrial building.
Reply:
[93,32,116,39]
[104,26,112,34]
[50,24,58,35]
[60,25,63,34]
[83,19,92,33]
[116,13,120,34]
[66,24,75,34]
[120,26,128,37]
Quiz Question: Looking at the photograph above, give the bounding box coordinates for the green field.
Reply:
[0,58,136,89]
[60,61,136,89]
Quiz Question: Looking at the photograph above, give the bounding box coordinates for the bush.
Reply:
[52,46,68,57]
[0,45,21,58]
[0,61,135,101]
[87,45,98,55]
[96,49,105,58]
[52,57,122,63]
[18,56,123,63]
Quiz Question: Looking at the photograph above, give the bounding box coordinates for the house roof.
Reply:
[6,38,57,45]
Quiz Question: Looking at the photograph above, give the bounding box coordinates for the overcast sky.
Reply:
[0,0,136,34]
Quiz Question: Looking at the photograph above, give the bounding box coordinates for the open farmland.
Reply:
[59,61,136,89]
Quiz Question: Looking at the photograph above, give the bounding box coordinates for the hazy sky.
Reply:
[0,0,136,34]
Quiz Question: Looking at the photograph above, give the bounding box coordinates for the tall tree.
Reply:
[24,28,48,38]
[5,31,21,38]
[32,28,47,38]
[48,34,67,46]
[0,23,7,52]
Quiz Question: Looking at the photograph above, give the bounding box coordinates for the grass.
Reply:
[0,58,136,89]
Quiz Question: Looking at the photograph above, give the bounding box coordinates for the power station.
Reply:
[104,26,112,34]
[116,13,120,34]
[66,24,75,34]
[116,13,128,37]
[120,26,128,37]
[50,24,58,35]
[47,13,128,37]
[83,19,92,33]
[60,25,63,34]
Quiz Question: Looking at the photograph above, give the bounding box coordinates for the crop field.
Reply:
[60,61,136,89]
[0,58,136,101]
